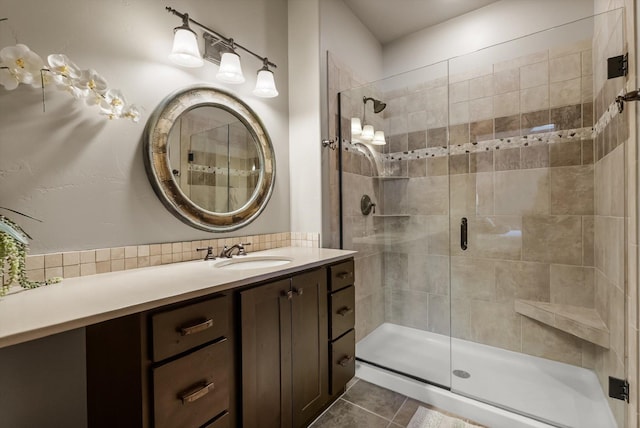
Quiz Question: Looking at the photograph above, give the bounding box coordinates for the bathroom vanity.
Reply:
[0,247,355,428]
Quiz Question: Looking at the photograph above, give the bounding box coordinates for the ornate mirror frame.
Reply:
[143,86,276,232]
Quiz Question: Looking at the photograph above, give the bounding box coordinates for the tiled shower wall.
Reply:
[377,40,599,368]
[328,52,386,342]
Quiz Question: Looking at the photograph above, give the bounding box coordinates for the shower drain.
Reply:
[453,369,471,379]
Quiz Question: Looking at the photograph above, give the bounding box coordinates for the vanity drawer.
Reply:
[151,295,229,362]
[202,411,230,428]
[329,285,355,340]
[329,259,354,292]
[153,339,230,428]
[330,329,355,395]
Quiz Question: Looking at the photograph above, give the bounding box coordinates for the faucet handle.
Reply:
[238,243,251,256]
[196,246,215,261]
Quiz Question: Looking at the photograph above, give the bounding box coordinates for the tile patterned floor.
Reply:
[310,378,485,428]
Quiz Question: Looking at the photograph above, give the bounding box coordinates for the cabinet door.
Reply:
[291,269,329,428]
[241,279,292,428]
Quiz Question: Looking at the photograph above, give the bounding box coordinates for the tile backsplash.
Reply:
[13,232,319,291]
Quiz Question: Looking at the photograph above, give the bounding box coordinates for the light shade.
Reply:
[351,118,362,137]
[253,68,278,98]
[169,28,204,68]
[361,125,375,141]
[372,130,386,145]
[216,52,245,84]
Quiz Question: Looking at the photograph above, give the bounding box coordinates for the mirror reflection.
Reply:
[168,106,261,213]
[144,86,275,232]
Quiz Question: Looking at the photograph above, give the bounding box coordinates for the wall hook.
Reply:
[615,89,640,113]
[321,138,337,150]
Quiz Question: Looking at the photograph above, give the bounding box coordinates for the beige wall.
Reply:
[0,0,290,254]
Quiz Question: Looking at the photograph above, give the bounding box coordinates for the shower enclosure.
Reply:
[335,10,629,428]
[168,110,260,213]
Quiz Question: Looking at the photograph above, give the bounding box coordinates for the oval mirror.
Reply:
[143,86,275,232]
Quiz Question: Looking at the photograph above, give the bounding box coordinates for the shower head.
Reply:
[363,96,386,114]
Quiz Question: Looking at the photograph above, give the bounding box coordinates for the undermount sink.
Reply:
[212,256,293,270]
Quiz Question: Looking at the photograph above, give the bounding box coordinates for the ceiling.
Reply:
[343,0,500,44]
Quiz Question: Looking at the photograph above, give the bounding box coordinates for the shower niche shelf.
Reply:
[372,176,409,180]
[515,299,610,348]
[372,214,410,218]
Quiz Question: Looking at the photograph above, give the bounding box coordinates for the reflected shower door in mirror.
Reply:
[168,107,260,213]
[144,86,275,232]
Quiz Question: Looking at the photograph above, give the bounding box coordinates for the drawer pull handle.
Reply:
[282,290,293,300]
[338,355,355,367]
[294,287,303,296]
[337,306,353,316]
[180,319,214,336]
[336,272,352,280]
[180,381,215,404]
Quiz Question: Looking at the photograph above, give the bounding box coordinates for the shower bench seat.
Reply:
[514,299,609,348]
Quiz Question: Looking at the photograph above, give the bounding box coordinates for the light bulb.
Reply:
[361,125,374,141]
[216,52,245,84]
[253,68,278,97]
[169,27,203,68]
[372,130,386,145]
[351,118,362,137]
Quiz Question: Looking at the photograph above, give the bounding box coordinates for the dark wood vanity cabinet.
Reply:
[240,259,356,428]
[85,256,354,428]
[240,268,329,428]
[328,260,356,395]
[86,293,235,428]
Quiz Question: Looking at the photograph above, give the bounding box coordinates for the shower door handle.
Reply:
[460,217,468,251]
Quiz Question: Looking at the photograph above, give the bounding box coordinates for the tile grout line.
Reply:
[388,396,409,428]
[340,396,402,424]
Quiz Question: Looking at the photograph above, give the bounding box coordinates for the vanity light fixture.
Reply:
[166,7,278,97]
[253,59,278,98]
[350,96,386,145]
[216,51,245,84]
[168,13,204,68]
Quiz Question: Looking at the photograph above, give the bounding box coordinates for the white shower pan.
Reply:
[356,323,616,428]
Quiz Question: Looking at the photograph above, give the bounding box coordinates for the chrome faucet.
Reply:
[219,243,251,258]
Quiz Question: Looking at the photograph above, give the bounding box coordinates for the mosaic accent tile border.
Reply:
[8,232,320,293]
[343,93,621,171]
[377,126,594,161]
[593,88,624,137]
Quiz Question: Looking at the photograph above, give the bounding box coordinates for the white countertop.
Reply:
[0,247,355,349]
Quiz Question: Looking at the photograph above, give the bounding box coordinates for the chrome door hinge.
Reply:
[321,138,337,150]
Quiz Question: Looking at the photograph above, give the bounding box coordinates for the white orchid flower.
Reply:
[122,104,141,123]
[76,69,108,94]
[0,44,45,89]
[1,47,139,122]
[100,88,127,119]
[47,54,81,80]
[73,69,108,106]
[47,54,90,99]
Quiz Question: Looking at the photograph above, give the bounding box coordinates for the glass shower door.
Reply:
[337,61,453,389]
[448,11,625,428]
